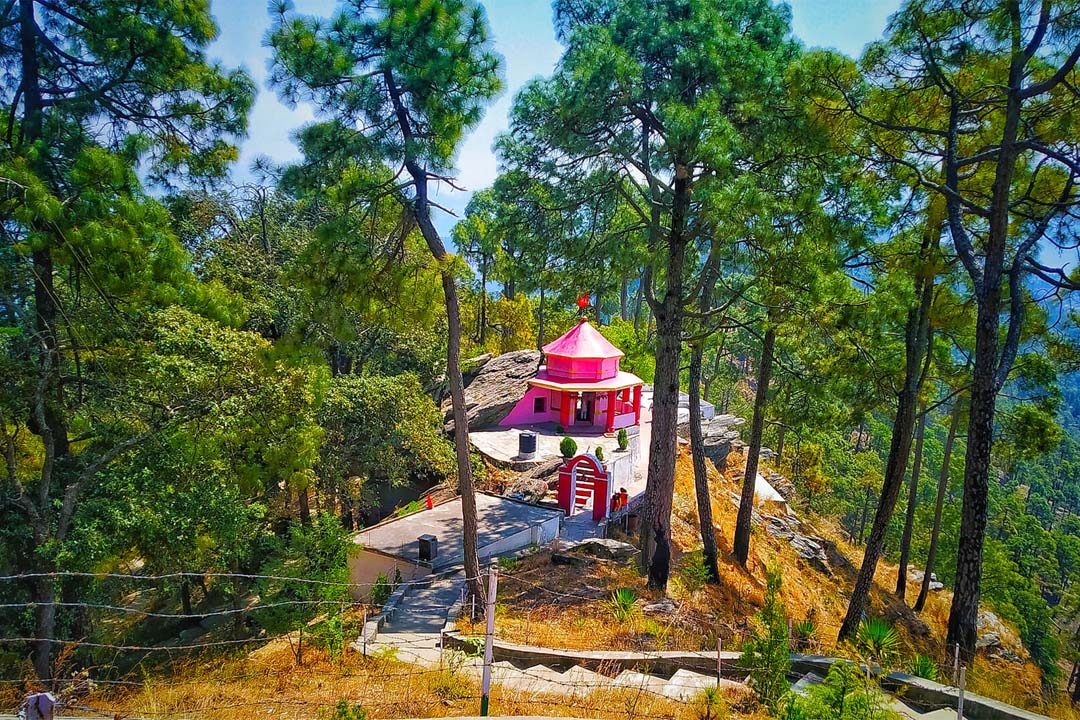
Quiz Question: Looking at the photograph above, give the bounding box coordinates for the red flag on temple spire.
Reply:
[577,293,590,309]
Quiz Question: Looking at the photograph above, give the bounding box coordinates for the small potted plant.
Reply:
[594,446,604,462]
[616,428,629,451]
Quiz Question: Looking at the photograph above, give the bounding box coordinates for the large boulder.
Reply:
[442,349,541,432]
[701,415,744,468]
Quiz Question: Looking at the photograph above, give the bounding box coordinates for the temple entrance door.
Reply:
[576,392,594,423]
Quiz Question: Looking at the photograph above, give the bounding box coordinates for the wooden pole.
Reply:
[716,636,722,686]
[480,566,499,716]
[953,643,960,686]
[958,665,966,719]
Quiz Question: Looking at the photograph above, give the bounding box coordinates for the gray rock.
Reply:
[571,538,638,561]
[929,581,944,591]
[506,476,549,504]
[642,598,678,614]
[976,632,1002,649]
[789,535,831,575]
[443,349,542,432]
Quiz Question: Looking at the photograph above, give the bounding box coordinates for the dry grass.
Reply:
[468,447,1076,717]
[47,639,764,720]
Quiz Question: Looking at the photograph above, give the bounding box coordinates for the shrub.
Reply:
[907,653,939,681]
[691,685,727,720]
[555,423,565,434]
[370,573,392,606]
[617,428,629,450]
[782,660,900,720]
[329,700,369,720]
[794,617,818,652]
[854,618,900,667]
[609,587,638,623]
[678,550,712,592]
[560,435,578,458]
[740,568,790,713]
[594,446,604,461]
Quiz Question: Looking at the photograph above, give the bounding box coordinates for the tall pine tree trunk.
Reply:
[838,274,933,641]
[734,319,775,566]
[948,298,1000,657]
[639,164,690,590]
[896,406,927,598]
[386,71,484,608]
[915,399,962,611]
[688,269,721,584]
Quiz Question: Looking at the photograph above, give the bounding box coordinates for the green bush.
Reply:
[854,618,899,667]
[678,550,712,592]
[555,423,565,434]
[782,661,900,720]
[609,587,638,623]
[370,573,392,606]
[594,446,604,461]
[740,568,790,713]
[329,699,369,720]
[907,653,939,681]
[617,428,629,450]
[794,617,818,652]
[560,435,578,458]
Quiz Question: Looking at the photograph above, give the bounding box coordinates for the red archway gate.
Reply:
[556,453,609,522]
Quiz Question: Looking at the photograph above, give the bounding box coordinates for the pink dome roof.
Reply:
[542,318,623,359]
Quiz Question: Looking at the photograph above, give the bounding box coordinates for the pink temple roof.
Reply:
[542,318,624,359]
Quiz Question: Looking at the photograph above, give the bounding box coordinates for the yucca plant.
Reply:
[855,617,900,666]
[794,618,818,651]
[609,588,638,623]
[907,653,939,681]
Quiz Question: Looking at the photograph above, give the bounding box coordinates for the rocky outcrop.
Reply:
[702,414,744,468]
[442,349,541,432]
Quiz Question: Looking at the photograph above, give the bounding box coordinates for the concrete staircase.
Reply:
[459,659,726,700]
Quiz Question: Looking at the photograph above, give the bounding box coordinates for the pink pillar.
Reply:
[559,390,572,428]
[633,385,642,425]
[606,390,616,433]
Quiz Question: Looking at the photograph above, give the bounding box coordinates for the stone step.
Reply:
[612,669,669,696]
[561,665,608,695]
[662,668,720,701]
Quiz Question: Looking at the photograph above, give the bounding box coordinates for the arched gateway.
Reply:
[556,453,609,521]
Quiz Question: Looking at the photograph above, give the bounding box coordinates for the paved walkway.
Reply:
[366,571,463,665]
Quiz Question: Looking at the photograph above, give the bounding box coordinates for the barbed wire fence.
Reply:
[1,567,976,719]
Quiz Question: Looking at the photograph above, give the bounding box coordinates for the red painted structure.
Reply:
[556,453,609,521]
[500,318,644,431]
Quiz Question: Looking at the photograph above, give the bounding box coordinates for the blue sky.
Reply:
[210,0,902,235]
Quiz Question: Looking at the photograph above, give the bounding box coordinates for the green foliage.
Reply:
[678,551,713,593]
[691,685,727,720]
[609,588,638,623]
[794,617,818,652]
[328,700,369,720]
[906,654,939,681]
[594,446,604,462]
[370,574,392,607]
[783,661,899,720]
[617,428,629,451]
[854,618,900,667]
[396,500,424,517]
[740,568,791,713]
[560,436,578,458]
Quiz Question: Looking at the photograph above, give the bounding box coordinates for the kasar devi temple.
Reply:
[346,316,654,591]
[501,317,644,433]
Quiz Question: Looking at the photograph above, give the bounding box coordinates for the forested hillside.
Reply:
[2,0,1080,718]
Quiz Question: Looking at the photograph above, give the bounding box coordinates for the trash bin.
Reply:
[418,534,438,562]
[519,431,538,459]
